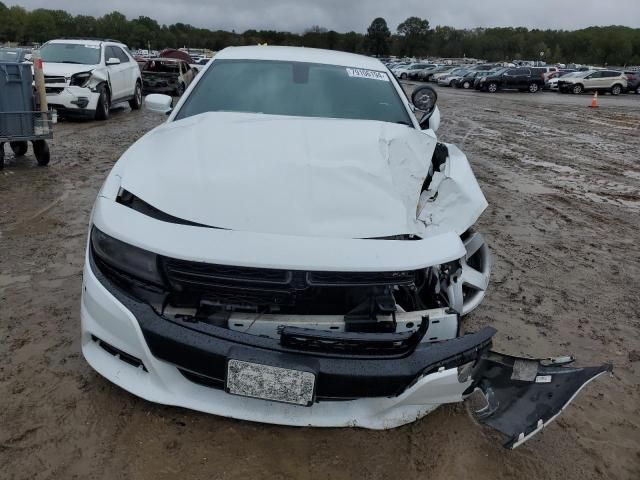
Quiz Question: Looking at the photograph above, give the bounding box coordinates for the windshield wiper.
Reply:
[61,61,83,64]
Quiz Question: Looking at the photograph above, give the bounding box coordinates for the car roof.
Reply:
[148,57,182,63]
[214,46,386,71]
[47,39,124,47]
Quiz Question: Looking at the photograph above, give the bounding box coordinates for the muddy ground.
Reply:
[1,86,639,480]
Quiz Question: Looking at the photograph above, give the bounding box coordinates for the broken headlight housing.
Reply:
[91,227,164,286]
[70,71,93,88]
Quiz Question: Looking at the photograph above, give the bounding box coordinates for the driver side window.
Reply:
[104,46,117,64]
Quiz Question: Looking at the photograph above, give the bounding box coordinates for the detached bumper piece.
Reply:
[467,352,612,448]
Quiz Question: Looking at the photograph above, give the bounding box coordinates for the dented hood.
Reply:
[118,112,437,238]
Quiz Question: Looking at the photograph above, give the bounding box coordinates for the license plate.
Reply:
[226,359,315,406]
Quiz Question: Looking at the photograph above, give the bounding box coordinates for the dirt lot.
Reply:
[1,87,639,480]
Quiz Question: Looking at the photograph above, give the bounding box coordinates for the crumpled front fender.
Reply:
[418,143,488,236]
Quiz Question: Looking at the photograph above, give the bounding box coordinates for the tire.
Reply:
[175,82,186,96]
[95,85,110,121]
[487,82,498,93]
[611,84,622,96]
[0,143,4,170]
[129,81,142,110]
[528,82,540,93]
[400,73,407,80]
[462,81,471,89]
[637,86,640,94]
[572,84,583,95]
[10,141,28,157]
[33,140,50,166]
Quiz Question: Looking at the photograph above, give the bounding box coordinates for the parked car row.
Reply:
[385,59,639,96]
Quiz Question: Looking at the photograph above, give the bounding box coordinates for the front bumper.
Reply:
[81,249,495,428]
[46,86,100,117]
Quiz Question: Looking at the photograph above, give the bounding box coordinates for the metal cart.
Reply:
[0,111,52,169]
[0,60,52,170]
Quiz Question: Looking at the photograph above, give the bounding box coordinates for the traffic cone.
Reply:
[589,91,599,108]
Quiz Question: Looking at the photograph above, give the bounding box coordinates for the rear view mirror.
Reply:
[145,94,173,114]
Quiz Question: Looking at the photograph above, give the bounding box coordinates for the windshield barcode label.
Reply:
[346,68,389,81]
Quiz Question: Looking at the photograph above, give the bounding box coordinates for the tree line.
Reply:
[1,3,639,66]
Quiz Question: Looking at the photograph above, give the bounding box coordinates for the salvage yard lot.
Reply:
[1,86,639,479]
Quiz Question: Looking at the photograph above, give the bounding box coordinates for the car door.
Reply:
[584,71,602,90]
[503,68,518,88]
[114,46,137,98]
[182,62,194,86]
[518,68,532,88]
[104,46,128,101]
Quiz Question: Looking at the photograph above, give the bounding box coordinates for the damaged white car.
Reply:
[81,46,610,448]
[40,38,142,120]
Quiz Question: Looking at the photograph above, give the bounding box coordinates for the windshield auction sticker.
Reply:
[346,68,389,81]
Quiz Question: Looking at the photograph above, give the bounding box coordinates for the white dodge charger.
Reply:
[81,46,609,448]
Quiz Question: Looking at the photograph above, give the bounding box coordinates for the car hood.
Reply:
[42,62,99,77]
[116,112,437,239]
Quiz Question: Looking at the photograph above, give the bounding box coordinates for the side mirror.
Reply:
[411,86,438,130]
[106,57,121,66]
[145,94,173,114]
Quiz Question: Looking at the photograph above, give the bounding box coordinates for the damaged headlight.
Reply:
[91,227,164,286]
[70,71,93,88]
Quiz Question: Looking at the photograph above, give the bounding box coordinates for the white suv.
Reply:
[39,39,143,120]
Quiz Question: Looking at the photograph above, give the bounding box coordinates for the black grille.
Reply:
[307,271,414,286]
[44,75,66,84]
[163,258,415,291]
[165,259,291,287]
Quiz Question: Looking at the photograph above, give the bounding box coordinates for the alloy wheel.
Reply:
[444,231,492,315]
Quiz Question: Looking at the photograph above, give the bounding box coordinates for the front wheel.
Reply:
[487,82,498,93]
[0,143,4,170]
[611,84,622,96]
[528,82,540,93]
[129,81,142,110]
[175,82,185,96]
[572,84,583,95]
[400,73,407,80]
[462,81,471,89]
[95,85,110,121]
[32,140,50,166]
[10,141,28,157]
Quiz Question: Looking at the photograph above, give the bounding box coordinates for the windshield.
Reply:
[176,59,413,126]
[39,43,101,65]
[0,49,22,62]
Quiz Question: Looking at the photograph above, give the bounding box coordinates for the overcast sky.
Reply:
[7,0,640,33]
